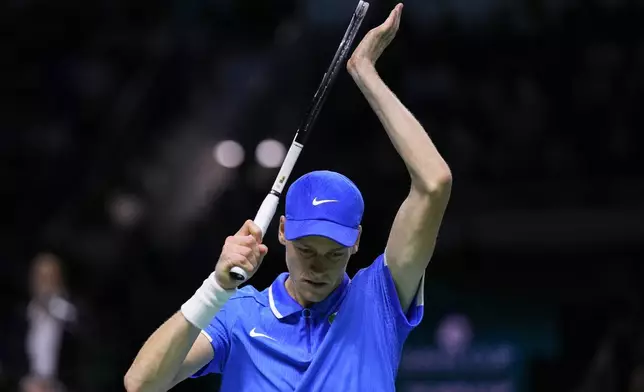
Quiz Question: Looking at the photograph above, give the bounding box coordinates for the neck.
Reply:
[284,277,313,308]
[284,277,343,308]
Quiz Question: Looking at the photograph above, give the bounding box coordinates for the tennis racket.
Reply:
[230,0,370,282]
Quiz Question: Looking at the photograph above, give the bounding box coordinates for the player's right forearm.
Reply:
[124,312,202,392]
[125,271,236,392]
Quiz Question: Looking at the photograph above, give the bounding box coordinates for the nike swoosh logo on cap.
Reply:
[249,328,276,341]
[312,197,339,206]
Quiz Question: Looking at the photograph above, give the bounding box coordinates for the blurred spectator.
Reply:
[5,253,79,392]
[24,253,77,389]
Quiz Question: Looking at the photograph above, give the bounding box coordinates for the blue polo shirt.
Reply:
[192,253,424,391]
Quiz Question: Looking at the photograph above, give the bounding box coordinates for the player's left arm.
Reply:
[348,4,452,312]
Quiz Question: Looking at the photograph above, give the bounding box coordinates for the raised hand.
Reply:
[215,220,269,289]
[347,3,403,73]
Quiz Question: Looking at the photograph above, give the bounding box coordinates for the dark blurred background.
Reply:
[2,0,644,391]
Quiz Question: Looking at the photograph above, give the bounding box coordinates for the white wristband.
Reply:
[181,272,236,330]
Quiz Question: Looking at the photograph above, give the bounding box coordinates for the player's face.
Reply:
[279,217,360,305]
[285,236,352,304]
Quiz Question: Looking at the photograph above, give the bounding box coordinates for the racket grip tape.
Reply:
[253,193,280,237]
[229,193,280,282]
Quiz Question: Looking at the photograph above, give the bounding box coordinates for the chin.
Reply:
[298,287,328,302]
[301,287,331,303]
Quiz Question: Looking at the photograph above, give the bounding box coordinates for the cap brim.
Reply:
[284,219,359,247]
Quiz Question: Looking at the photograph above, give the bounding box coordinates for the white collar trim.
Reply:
[268,284,284,319]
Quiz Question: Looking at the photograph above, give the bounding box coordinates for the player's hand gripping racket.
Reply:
[230,0,370,282]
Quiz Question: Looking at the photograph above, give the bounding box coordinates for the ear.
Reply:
[351,225,362,255]
[278,216,287,245]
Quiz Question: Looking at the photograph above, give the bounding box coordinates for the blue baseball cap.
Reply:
[284,170,364,247]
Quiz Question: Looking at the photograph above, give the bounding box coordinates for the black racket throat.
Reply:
[294,2,368,147]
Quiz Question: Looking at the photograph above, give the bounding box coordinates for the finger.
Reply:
[228,234,257,248]
[372,10,396,36]
[394,4,403,29]
[229,240,261,267]
[382,8,401,44]
[235,219,253,236]
[247,221,264,243]
[387,5,402,33]
[258,244,268,258]
[228,254,255,275]
[225,242,256,260]
[248,238,262,267]
[257,244,269,267]
[259,244,268,254]
[375,6,400,40]
[384,5,399,27]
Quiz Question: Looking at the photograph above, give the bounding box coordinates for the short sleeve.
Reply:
[351,253,424,339]
[190,305,232,377]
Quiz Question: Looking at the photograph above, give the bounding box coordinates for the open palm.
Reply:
[348,3,403,72]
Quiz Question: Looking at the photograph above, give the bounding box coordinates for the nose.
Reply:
[309,258,326,274]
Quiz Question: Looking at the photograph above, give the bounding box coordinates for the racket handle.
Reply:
[229,267,248,282]
[253,193,280,238]
[230,193,280,282]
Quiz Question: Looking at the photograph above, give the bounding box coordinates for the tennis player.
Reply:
[125,4,452,391]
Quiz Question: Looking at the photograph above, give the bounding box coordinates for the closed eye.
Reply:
[328,251,346,259]
[297,247,315,256]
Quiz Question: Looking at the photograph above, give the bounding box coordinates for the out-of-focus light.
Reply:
[255,139,286,168]
[108,194,143,228]
[213,140,245,168]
